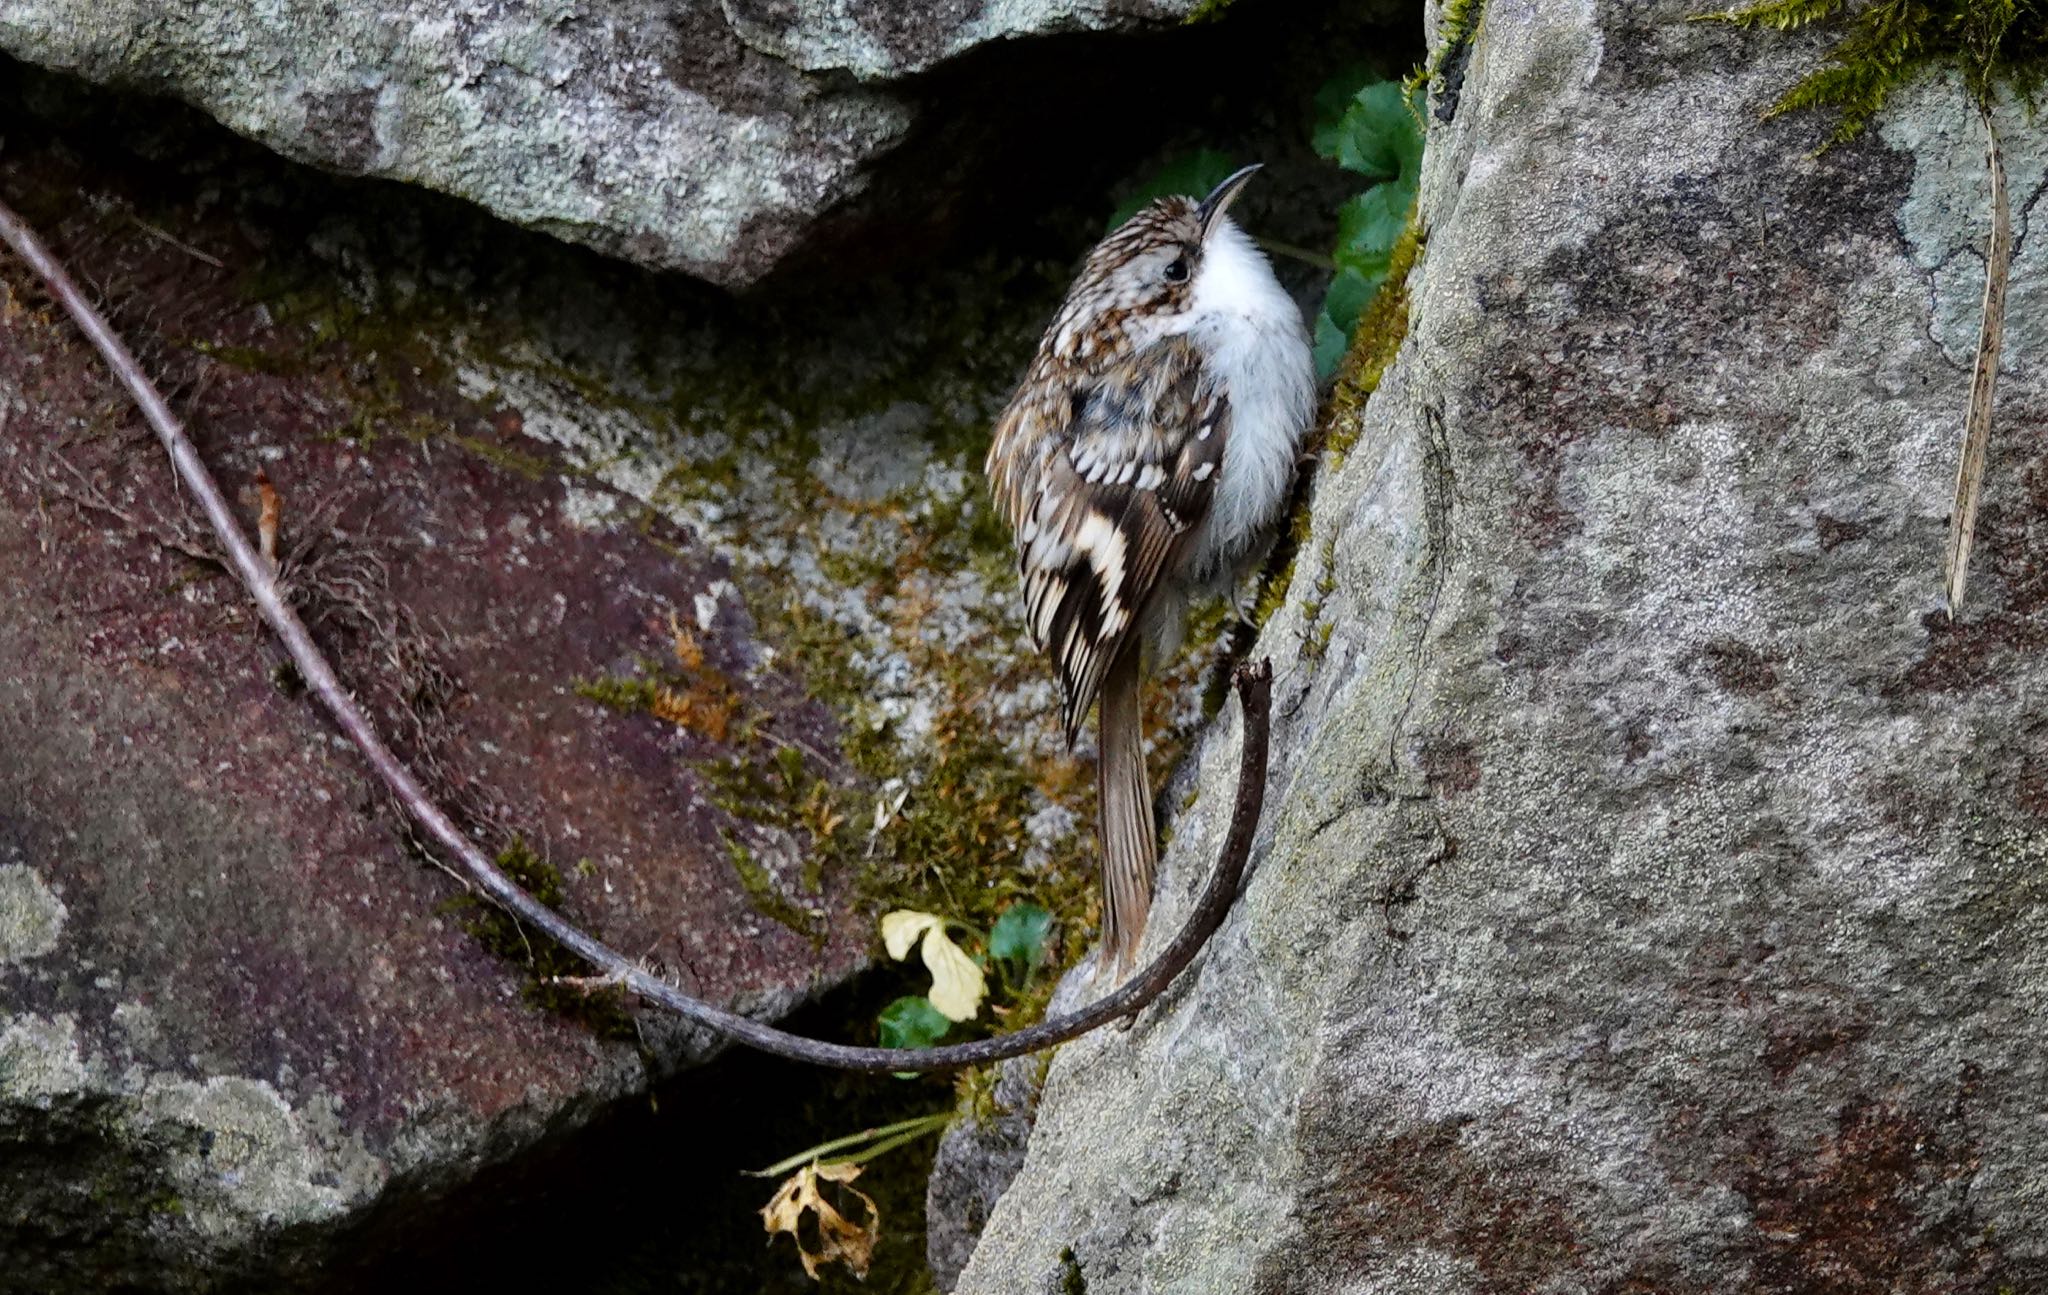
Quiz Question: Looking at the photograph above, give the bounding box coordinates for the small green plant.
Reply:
[873,900,1056,1056]
[1310,71,1427,378]
[876,995,954,1051]
[988,900,1056,980]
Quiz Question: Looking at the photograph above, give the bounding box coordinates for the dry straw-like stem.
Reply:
[0,195,1273,1073]
[1943,104,2009,616]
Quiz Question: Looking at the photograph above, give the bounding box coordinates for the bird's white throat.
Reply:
[1180,216,1316,585]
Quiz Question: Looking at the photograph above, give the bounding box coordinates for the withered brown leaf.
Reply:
[759,1160,879,1281]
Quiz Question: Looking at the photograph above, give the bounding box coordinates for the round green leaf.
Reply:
[988,902,1055,971]
[1315,266,1383,382]
[1334,181,1414,274]
[1313,312,1352,383]
[1311,64,1381,162]
[1356,82,1426,179]
[1315,80,1424,181]
[877,995,951,1051]
[1321,266,1380,334]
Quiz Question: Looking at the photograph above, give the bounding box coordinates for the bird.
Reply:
[986,164,1315,977]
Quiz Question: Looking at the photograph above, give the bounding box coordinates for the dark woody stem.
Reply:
[0,195,1274,1074]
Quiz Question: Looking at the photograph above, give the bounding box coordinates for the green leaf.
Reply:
[1310,73,1424,382]
[1109,149,1241,229]
[1310,64,1380,161]
[1322,266,1380,334]
[877,996,951,1050]
[1314,266,1381,382]
[1313,80,1423,181]
[988,902,1054,972]
[1333,184,1411,275]
[1313,311,1352,383]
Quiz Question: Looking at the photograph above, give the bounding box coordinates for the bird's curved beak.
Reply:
[1197,163,1262,241]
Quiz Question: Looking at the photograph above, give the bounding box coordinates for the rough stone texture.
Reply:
[955,4,2048,1293]
[926,1058,1042,1289]
[0,145,871,1288]
[924,972,1087,1289]
[721,0,1194,79]
[0,0,1199,286]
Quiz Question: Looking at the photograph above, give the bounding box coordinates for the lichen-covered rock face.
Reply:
[956,5,2048,1293]
[0,0,1200,286]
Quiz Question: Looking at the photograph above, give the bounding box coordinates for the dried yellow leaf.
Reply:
[881,909,943,961]
[759,1160,879,1281]
[878,910,986,1021]
[920,925,986,1022]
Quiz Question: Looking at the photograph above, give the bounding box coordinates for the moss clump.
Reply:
[456,840,637,1040]
[1410,0,1488,97]
[1058,1247,1088,1295]
[1325,212,1424,467]
[443,431,555,480]
[573,671,666,714]
[1705,0,2048,140]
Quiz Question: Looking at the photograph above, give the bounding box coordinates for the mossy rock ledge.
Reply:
[954,4,2048,1293]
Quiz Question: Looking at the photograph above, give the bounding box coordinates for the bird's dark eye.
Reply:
[1163,256,1189,283]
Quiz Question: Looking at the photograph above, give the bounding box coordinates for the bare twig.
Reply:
[1944,104,2010,616]
[128,213,227,269]
[0,196,1274,1073]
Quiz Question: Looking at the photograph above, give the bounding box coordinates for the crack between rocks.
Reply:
[2013,157,2046,260]
[1385,399,1457,772]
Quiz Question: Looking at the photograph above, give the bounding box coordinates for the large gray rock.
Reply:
[0,0,1199,286]
[956,3,2048,1291]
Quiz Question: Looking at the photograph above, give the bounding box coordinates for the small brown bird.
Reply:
[987,165,1314,976]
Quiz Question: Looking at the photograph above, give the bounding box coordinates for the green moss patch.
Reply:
[1705,0,2048,139]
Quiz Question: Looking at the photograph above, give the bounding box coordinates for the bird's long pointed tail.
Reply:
[1096,645,1156,977]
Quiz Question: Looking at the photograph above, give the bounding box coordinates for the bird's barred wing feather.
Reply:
[988,335,1229,745]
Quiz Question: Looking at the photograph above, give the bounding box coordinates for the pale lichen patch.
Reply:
[137,1076,377,1238]
[0,1012,90,1101]
[0,862,66,963]
[1878,76,2047,372]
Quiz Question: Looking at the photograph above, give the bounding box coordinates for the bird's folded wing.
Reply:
[996,335,1230,744]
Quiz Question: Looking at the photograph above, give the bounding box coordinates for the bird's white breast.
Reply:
[1178,216,1315,586]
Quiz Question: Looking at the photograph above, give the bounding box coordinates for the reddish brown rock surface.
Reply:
[0,139,866,1291]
